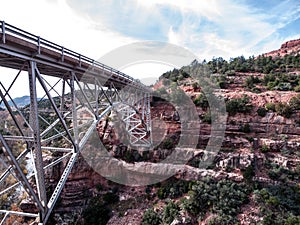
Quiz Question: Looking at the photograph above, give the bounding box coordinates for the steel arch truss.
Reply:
[0,60,152,224]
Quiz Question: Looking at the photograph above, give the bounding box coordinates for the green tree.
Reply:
[242,165,255,183]
[193,93,209,108]
[162,201,180,224]
[142,209,161,225]
[226,95,252,115]
[257,107,267,117]
[289,95,300,111]
[83,198,111,225]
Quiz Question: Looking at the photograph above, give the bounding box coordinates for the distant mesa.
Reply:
[0,95,41,108]
[262,38,300,58]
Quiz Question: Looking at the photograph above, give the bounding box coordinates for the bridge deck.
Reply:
[0,22,146,90]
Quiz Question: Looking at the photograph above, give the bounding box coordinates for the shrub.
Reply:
[225,70,236,76]
[161,138,175,150]
[294,85,300,92]
[267,81,278,90]
[274,82,292,91]
[162,201,180,224]
[251,87,262,93]
[83,197,111,225]
[289,95,300,111]
[103,192,119,204]
[242,165,255,183]
[245,76,261,89]
[261,144,269,153]
[192,82,199,90]
[239,123,251,133]
[275,102,292,118]
[226,95,252,115]
[141,209,161,225]
[183,178,250,222]
[202,111,211,123]
[263,73,276,85]
[162,79,171,86]
[257,107,267,117]
[193,93,209,108]
[265,102,276,111]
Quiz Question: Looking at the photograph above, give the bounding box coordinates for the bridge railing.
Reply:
[0,21,145,88]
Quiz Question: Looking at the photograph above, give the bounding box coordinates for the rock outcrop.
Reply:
[262,38,300,58]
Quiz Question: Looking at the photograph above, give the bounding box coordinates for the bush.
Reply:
[193,93,209,108]
[245,76,261,89]
[225,70,236,76]
[275,102,292,118]
[294,85,300,92]
[267,81,278,90]
[226,95,253,115]
[103,192,119,204]
[183,177,250,220]
[141,209,161,225]
[83,198,111,225]
[192,82,199,90]
[265,102,276,112]
[239,123,251,133]
[289,95,300,111]
[202,111,211,123]
[257,107,267,117]
[255,184,300,224]
[157,178,191,200]
[261,144,269,153]
[161,138,175,150]
[162,201,179,224]
[242,165,255,182]
[263,73,276,85]
[162,79,171,86]
[274,82,292,91]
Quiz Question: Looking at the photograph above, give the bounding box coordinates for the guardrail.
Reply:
[0,21,144,87]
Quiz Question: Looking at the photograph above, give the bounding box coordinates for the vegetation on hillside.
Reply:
[147,52,300,224]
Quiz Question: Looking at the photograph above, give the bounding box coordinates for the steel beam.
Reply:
[28,61,48,219]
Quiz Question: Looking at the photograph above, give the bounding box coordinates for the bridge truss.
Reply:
[0,21,152,224]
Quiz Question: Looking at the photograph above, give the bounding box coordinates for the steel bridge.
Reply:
[0,21,152,224]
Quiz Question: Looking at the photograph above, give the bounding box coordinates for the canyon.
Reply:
[6,38,300,224]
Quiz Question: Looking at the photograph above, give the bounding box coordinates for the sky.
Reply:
[0,0,300,96]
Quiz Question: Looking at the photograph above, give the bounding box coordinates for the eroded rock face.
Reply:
[262,38,300,58]
[46,155,106,213]
[216,152,266,169]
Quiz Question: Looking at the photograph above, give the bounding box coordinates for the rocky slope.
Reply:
[44,39,300,225]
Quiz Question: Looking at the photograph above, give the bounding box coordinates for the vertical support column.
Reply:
[28,61,47,219]
[146,92,152,144]
[60,79,66,112]
[71,72,79,153]
[95,78,99,118]
[142,92,146,120]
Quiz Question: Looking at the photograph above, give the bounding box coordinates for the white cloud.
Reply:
[135,0,299,59]
[0,0,137,97]
[0,0,136,58]
[168,26,180,45]
[137,0,221,20]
